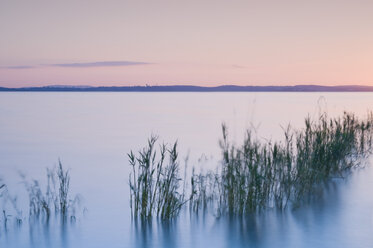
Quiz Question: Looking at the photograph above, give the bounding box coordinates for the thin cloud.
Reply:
[0,61,153,70]
[0,65,36,69]
[49,61,152,68]
[231,64,246,69]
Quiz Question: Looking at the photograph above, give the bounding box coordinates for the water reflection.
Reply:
[1,213,76,248]
[132,217,178,248]
[2,92,373,247]
[131,178,354,248]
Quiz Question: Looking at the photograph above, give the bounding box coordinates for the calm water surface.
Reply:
[0,92,373,248]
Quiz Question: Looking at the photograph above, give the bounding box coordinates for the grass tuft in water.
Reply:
[128,136,187,219]
[212,112,373,214]
[21,160,79,219]
[131,112,373,218]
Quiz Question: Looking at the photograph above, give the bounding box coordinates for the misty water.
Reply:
[1,92,373,248]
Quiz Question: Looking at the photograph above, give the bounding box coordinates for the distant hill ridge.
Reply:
[1,84,373,92]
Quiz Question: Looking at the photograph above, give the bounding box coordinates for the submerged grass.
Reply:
[129,112,373,218]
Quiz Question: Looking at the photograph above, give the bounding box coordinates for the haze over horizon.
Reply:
[1,0,373,87]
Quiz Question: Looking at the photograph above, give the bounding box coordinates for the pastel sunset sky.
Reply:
[1,0,373,87]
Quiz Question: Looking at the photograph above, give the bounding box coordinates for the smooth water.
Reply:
[1,92,373,248]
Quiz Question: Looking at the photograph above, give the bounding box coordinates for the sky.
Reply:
[0,0,373,87]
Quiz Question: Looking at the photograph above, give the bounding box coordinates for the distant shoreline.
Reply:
[1,85,373,92]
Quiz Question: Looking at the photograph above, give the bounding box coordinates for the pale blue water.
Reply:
[1,92,373,248]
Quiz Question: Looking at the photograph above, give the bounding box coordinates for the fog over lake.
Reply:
[1,92,373,248]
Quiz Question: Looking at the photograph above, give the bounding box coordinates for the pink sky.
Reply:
[1,0,373,87]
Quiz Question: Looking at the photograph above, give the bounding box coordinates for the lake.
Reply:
[1,92,373,248]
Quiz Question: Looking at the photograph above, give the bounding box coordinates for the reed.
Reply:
[190,168,217,212]
[128,136,187,219]
[22,160,78,218]
[57,160,70,215]
[0,181,6,228]
[0,182,5,199]
[292,112,373,206]
[213,112,373,214]
[130,112,373,218]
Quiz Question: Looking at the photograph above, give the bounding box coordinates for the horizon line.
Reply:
[1,84,373,92]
